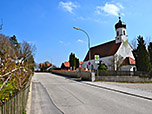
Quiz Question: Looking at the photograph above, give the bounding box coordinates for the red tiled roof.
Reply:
[79,62,83,67]
[63,62,83,68]
[40,63,52,68]
[122,57,136,65]
[84,40,121,61]
[64,62,70,67]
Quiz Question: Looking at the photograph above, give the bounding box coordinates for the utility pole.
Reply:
[73,27,91,71]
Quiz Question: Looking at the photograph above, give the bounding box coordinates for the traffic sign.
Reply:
[95,55,99,60]
[88,61,91,65]
[95,55,99,63]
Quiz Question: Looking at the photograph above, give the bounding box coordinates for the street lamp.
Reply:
[73,27,91,70]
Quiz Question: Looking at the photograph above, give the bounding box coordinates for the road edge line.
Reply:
[84,82,152,101]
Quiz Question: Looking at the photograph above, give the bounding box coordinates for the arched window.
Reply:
[117,31,119,36]
[123,30,125,35]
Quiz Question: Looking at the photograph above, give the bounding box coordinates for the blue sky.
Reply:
[0,0,152,67]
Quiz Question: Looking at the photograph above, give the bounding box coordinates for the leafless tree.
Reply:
[145,36,151,48]
[0,34,36,98]
[108,54,124,71]
[130,37,137,50]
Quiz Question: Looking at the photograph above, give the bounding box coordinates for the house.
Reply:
[39,62,52,71]
[61,62,70,70]
[40,62,52,68]
[82,16,136,71]
[79,62,83,68]
[61,61,83,70]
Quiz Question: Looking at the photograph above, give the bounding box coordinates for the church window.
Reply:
[117,31,119,36]
[123,30,125,35]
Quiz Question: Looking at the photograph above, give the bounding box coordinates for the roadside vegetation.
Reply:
[132,36,152,75]
[0,34,36,106]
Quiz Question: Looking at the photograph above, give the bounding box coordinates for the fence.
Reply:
[0,76,32,114]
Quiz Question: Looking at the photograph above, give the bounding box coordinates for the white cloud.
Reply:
[77,39,84,43]
[59,40,64,44]
[116,3,124,9]
[59,1,79,14]
[96,3,124,16]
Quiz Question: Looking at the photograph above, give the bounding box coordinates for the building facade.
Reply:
[82,16,136,71]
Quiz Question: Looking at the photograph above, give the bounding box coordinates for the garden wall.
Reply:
[51,70,95,81]
[97,76,152,83]
[51,70,79,78]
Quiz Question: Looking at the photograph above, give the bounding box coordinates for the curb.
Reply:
[83,82,152,101]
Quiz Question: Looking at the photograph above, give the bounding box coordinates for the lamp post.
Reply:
[73,27,91,70]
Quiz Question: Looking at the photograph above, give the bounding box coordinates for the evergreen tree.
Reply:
[69,53,76,70]
[9,35,20,50]
[76,58,79,69]
[61,63,65,69]
[73,54,76,69]
[148,42,152,66]
[69,53,80,70]
[135,36,151,71]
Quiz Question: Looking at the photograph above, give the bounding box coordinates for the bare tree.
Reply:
[19,41,36,64]
[145,36,151,48]
[108,54,124,71]
[0,34,36,105]
[131,36,151,50]
[130,37,137,50]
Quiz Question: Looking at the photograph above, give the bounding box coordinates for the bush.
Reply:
[98,62,108,71]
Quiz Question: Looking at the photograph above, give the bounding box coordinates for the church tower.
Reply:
[115,15,128,44]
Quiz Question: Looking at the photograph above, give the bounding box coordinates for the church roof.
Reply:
[115,17,126,29]
[84,40,121,61]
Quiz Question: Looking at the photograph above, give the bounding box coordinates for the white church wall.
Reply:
[116,28,127,36]
[82,56,114,70]
[116,42,134,60]
[116,28,127,44]
[99,56,113,70]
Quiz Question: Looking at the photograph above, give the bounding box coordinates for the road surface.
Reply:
[30,73,152,114]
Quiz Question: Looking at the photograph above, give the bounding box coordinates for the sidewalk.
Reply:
[83,81,152,101]
[26,74,63,114]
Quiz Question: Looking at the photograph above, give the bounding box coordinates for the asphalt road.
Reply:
[30,73,152,114]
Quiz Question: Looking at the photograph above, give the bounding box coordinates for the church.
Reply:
[82,16,136,71]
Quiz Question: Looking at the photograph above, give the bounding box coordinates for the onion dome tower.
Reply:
[115,15,128,44]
